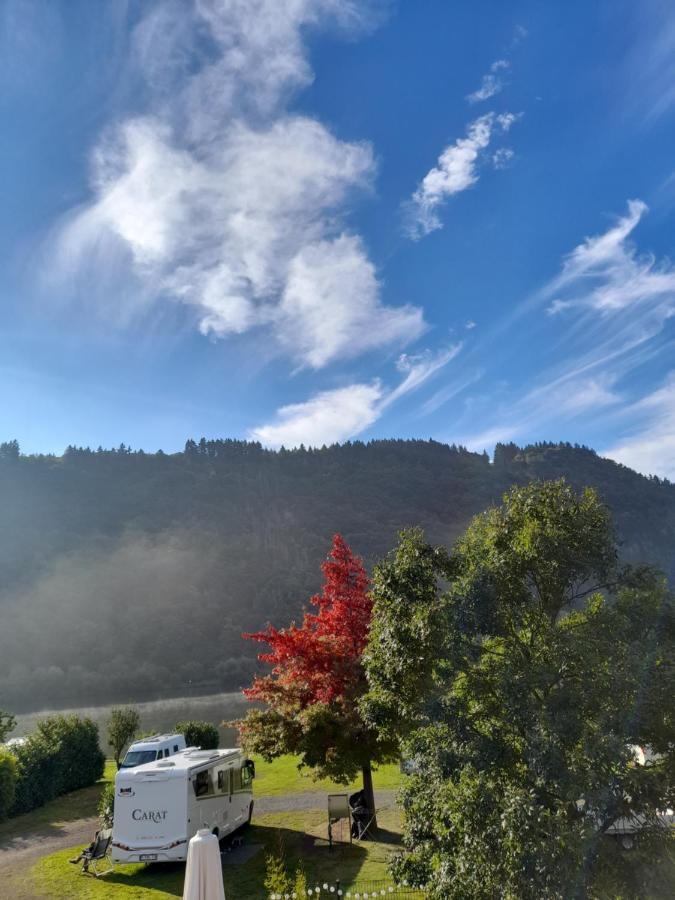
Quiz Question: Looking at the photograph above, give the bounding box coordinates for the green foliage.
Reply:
[175,720,219,749]
[365,480,675,899]
[362,528,453,741]
[98,781,115,828]
[0,749,18,821]
[9,715,104,816]
[35,714,105,793]
[10,734,62,814]
[293,865,308,896]
[107,707,140,768]
[0,709,15,743]
[264,850,291,897]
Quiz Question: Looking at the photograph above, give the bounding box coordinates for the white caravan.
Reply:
[112,748,255,863]
[120,733,187,769]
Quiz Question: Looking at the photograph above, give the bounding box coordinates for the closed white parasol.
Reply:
[183,829,226,900]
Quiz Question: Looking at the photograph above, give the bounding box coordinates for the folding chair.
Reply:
[79,828,114,877]
[348,790,377,840]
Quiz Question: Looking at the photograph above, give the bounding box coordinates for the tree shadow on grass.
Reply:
[104,861,184,896]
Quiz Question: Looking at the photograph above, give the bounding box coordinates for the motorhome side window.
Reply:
[193,770,214,798]
[217,769,230,794]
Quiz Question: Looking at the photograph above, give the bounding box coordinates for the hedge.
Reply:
[36,715,105,793]
[0,749,18,821]
[10,714,105,816]
[175,720,219,750]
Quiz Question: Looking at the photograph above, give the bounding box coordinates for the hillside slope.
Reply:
[0,439,673,712]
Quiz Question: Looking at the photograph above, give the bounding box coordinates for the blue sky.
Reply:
[2,0,675,479]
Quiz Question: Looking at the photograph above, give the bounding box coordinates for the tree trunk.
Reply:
[361,762,377,833]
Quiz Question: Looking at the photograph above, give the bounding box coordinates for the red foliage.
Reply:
[243,534,371,707]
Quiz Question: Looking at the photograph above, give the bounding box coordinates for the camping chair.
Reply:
[348,790,378,841]
[78,828,114,877]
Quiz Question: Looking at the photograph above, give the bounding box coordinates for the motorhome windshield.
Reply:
[121,750,157,768]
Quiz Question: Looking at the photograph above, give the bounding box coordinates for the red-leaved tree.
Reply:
[239,534,396,822]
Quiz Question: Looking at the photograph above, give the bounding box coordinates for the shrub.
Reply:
[98,782,115,828]
[175,720,219,750]
[36,715,105,793]
[10,715,104,816]
[0,749,18,821]
[264,852,291,897]
[107,707,140,769]
[0,709,15,743]
[293,865,308,896]
[11,734,62,814]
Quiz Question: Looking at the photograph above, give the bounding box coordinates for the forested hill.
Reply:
[1,438,673,713]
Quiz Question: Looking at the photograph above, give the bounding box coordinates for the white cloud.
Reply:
[467,58,509,104]
[52,0,425,370]
[462,373,621,452]
[406,112,520,239]
[420,369,483,416]
[385,344,462,407]
[545,199,675,315]
[604,375,675,480]
[459,200,675,456]
[252,341,462,446]
[250,382,383,447]
[277,234,424,368]
[492,147,514,169]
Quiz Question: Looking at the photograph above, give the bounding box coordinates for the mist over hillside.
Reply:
[1,438,673,714]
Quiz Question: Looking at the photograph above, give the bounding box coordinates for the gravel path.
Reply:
[0,788,398,896]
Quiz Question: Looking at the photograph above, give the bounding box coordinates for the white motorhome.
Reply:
[112,748,255,863]
[120,733,187,769]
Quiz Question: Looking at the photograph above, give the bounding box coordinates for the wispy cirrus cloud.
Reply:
[405,111,519,239]
[51,0,424,370]
[461,373,622,451]
[544,199,675,316]
[604,374,675,480]
[466,58,509,104]
[459,200,675,469]
[251,342,462,447]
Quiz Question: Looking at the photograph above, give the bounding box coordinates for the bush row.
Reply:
[1,714,105,819]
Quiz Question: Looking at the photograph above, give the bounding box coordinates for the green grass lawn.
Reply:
[24,807,408,899]
[251,754,403,796]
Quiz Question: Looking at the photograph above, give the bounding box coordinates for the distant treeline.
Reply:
[0,438,673,713]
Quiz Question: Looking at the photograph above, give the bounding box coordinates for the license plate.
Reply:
[139,854,158,861]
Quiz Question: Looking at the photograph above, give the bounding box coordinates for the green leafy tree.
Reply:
[363,480,675,899]
[107,707,140,769]
[0,709,16,743]
[175,720,219,750]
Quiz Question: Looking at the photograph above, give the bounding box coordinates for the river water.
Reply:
[10,692,249,747]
